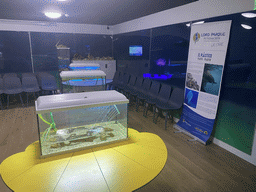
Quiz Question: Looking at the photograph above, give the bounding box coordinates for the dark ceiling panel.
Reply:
[0,0,197,25]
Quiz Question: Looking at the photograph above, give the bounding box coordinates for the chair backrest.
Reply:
[122,73,130,85]
[37,72,54,79]
[168,88,184,109]
[148,81,161,96]
[4,76,22,87]
[3,73,17,79]
[118,71,124,79]
[141,78,151,91]
[157,83,172,103]
[134,76,144,89]
[128,75,136,86]
[112,71,120,82]
[22,76,39,88]
[22,73,36,78]
[40,78,58,90]
[3,76,22,92]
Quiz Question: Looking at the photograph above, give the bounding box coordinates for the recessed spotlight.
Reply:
[241,24,252,29]
[45,12,62,19]
[65,14,69,17]
[186,21,204,27]
[241,13,256,18]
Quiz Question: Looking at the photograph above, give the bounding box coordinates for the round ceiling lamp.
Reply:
[241,24,252,29]
[186,21,204,27]
[241,13,256,18]
[44,11,62,19]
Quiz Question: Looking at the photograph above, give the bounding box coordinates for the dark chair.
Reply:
[115,73,130,92]
[3,76,24,109]
[152,84,172,122]
[143,81,161,117]
[154,87,184,130]
[134,78,152,111]
[3,73,17,79]
[106,71,120,90]
[37,72,58,94]
[123,74,137,98]
[127,76,144,97]
[22,75,40,106]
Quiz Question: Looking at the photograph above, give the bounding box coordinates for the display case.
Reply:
[35,90,129,158]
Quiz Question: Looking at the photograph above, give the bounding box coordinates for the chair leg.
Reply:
[153,106,156,122]
[164,111,169,130]
[0,95,3,110]
[153,107,159,124]
[136,98,139,112]
[19,94,24,108]
[7,95,9,109]
[27,92,29,107]
[143,102,146,117]
[145,103,149,117]
[170,110,174,123]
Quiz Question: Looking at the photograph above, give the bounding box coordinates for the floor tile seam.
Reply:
[92,151,111,192]
[53,153,74,192]
[112,148,152,171]
[8,164,35,183]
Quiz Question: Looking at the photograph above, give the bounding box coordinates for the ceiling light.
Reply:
[45,12,62,19]
[186,21,204,27]
[241,24,252,29]
[241,13,256,18]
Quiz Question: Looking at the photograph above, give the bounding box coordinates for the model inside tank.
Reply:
[36,91,128,157]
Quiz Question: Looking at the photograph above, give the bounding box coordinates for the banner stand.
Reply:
[173,124,206,145]
[174,20,232,145]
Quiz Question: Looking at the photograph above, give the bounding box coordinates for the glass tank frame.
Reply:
[35,90,128,158]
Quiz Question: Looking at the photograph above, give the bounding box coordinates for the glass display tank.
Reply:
[35,90,128,158]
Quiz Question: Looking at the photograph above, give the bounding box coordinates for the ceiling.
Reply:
[0,0,197,25]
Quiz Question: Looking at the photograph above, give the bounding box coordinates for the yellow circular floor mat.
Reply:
[0,128,167,192]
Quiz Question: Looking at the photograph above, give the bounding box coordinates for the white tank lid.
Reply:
[60,70,106,80]
[35,90,128,113]
[69,63,100,68]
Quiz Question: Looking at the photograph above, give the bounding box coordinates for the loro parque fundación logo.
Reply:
[193,32,200,43]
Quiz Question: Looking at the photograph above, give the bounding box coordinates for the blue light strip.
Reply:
[70,67,100,70]
[143,73,173,80]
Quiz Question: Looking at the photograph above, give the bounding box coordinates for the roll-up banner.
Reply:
[174,20,232,145]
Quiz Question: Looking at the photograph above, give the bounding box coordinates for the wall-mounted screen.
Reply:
[129,45,142,56]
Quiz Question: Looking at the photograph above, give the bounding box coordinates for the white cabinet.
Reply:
[71,60,116,79]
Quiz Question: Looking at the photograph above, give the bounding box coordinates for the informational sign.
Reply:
[174,20,232,144]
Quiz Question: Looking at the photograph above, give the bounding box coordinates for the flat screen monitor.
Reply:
[129,45,142,56]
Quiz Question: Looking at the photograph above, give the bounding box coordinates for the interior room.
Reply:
[0,0,255,191]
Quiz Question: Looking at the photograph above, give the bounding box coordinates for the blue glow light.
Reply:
[143,73,173,80]
[70,67,100,70]
[70,79,99,82]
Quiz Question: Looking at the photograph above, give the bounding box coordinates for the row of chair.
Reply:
[0,72,58,109]
[108,71,184,129]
